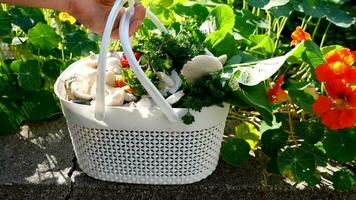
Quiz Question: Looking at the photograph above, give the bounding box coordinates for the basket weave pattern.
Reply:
[68,122,225,184]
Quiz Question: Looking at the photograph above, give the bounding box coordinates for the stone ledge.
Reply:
[0,118,354,200]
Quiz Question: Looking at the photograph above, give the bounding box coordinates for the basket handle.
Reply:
[95,0,179,123]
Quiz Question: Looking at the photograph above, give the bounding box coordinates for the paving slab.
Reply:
[0,117,354,200]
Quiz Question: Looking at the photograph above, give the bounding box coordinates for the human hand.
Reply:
[67,0,146,39]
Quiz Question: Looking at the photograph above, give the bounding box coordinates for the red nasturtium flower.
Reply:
[290,26,311,45]
[312,47,356,130]
[268,75,289,103]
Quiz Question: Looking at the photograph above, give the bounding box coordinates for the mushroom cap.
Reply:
[181,55,223,82]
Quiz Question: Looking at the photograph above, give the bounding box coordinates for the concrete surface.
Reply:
[0,118,355,200]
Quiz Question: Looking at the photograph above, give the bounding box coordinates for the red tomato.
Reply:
[115,79,126,87]
[120,52,141,68]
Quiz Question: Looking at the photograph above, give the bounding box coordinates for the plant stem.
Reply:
[311,18,321,40]
[287,104,298,145]
[242,0,248,10]
[320,22,331,48]
[273,17,288,56]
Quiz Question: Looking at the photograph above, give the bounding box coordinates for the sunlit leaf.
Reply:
[28,23,61,50]
[235,122,260,148]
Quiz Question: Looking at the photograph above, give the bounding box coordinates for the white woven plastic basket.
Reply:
[54,0,230,184]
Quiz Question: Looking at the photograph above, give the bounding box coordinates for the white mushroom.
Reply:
[105,87,125,106]
[106,57,122,75]
[156,72,175,87]
[65,76,93,101]
[83,53,98,68]
[218,54,228,65]
[136,96,154,109]
[124,93,137,102]
[181,55,223,82]
[106,71,116,87]
[166,90,185,105]
[167,70,182,94]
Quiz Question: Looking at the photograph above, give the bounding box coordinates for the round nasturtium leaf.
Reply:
[21,90,59,120]
[42,59,62,79]
[323,129,356,162]
[64,31,98,57]
[28,23,61,50]
[300,143,328,167]
[235,122,260,149]
[295,122,324,144]
[16,60,42,91]
[332,168,356,192]
[261,129,288,157]
[277,147,316,183]
[221,138,250,166]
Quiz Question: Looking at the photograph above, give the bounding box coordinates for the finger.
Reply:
[110,8,125,39]
[129,3,146,36]
[97,0,116,7]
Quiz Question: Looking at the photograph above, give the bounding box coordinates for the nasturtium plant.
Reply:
[1,0,355,192]
[28,23,61,50]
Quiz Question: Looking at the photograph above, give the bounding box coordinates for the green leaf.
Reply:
[235,122,260,149]
[323,129,356,162]
[260,114,284,134]
[174,3,209,22]
[266,157,280,174]
[0,101,23,134]
[28,23,61,50]
[288,90,315,114]
[8,7,45,32]
[270,2,294,17]
[227,55,242,65]
[247,0,290,9]
[261,129,288,157]
[42,59,62,79]
[293,0,326,18]
[324,4,355,28]
[332,168,355,192]
[302,40,325,69]
[207,32,237,57]
[295,122,324,144]
[21,90,59,120]
[11,60,42,91]
[249,34,275,55]
[0,10,12,36]
[210,5,235,32]
[321,45,344,55]
[221,138,251,166]
[300,143,328,167]
[64,30,98,56]
[277,147,316,183]
[237,83,273,124]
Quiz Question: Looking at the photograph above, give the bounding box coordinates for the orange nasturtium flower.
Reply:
[268,75,289,103]
[290,26,311,45]
[59,12,76,25]
[312,79,356,130]
[312,47,356,130]
[315,48,356,84]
